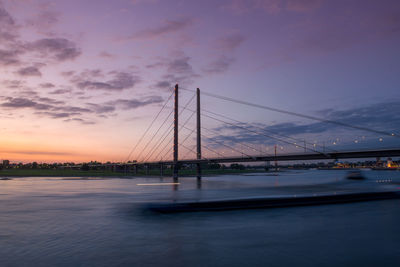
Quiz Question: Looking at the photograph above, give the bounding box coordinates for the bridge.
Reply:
[122,84,400,179]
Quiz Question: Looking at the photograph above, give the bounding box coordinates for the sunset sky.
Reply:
[1,0,399,163]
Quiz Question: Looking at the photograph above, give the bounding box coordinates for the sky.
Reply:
[0,0,399,163]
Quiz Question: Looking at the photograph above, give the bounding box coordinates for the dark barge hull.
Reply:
[147,191,400,213]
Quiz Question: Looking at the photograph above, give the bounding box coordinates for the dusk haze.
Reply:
[1,1,400,267]
[1,0,399,163]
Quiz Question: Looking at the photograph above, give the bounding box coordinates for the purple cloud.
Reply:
[203,56,234,74]
[28,38,81,61]
[110,96,164,110]
[130,18,193,39]
[63,118,96,125]
[153,80,171,89]
[73,71,140,91]
[17,66,42,76]
[2,80,25,89]
[167,56,193,73]
[0,49,20,66]
[0,97,52,110]
[0,5,15,26]
[98,51,116,59]
[35,111,78,119]
[37,97,65,105]
[25,7,60,35]
[216,33,245,51]
[147,52,199,88]
[0,96,92,121]
[0,4,18,42]
[61,71,75,77]
[48,88,72,95]
[40,83,55,88]
[86,103,116,114]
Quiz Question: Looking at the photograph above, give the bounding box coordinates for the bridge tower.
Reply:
[196,88,202,180]
[173,84,179,179]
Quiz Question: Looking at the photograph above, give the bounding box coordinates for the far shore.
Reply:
[0,168,268,178]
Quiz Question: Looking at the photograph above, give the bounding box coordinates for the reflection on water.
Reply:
[1,170,400,266]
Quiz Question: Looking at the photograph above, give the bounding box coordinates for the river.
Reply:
[1,170,400,266]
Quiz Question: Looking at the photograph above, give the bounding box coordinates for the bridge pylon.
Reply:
[173,84,179,179]
[196,88,202,180]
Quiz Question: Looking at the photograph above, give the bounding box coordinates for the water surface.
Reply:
[1,170,400,266]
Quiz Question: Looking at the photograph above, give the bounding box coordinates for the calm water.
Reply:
[1,170,400,266]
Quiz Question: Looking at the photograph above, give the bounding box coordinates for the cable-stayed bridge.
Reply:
[123,84,400,179]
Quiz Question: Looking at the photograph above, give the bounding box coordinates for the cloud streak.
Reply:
[17,66,42,76]
[130,18,193,39]
[203,56,234,74]
[109,96,164,110]
[72,71,140,91]
[216,33,245,51]
[27,38,81,61]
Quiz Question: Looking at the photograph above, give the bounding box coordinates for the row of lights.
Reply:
[160,132,396,160]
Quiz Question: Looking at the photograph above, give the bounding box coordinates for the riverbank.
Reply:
[0,168,267,177]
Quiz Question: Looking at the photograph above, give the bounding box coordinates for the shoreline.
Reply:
[0,168,268,178]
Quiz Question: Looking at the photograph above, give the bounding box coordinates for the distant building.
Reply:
[2,160,10,168]
[387,158,393,168]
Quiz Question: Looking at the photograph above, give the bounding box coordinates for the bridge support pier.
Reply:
[145,164,149,175]
[134,165,138,175]
[160,164,164,176]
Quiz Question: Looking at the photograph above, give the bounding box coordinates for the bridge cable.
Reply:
[142,93,197,162]
[150,96,197,162]
[159,123,195,162]
[155,136,174,162]
[201,126,273,156]
[181,125,254,158]
[201,144,225,158]
[182,144,197,160]
[179,142,210,161]
[179,105,325,154]
[179,129,197,159]
[180,88,397,138]
[201,108,337,153]
[136,108,175,162]
[125,90,174,162]
[143,124,174,162]
[160,110,197,161]
[199,113,324,155]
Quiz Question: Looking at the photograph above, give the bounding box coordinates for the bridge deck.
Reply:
[133,148,400,166]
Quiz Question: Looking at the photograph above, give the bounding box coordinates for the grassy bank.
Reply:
[0,168,266,177]
[0,169,125,177]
